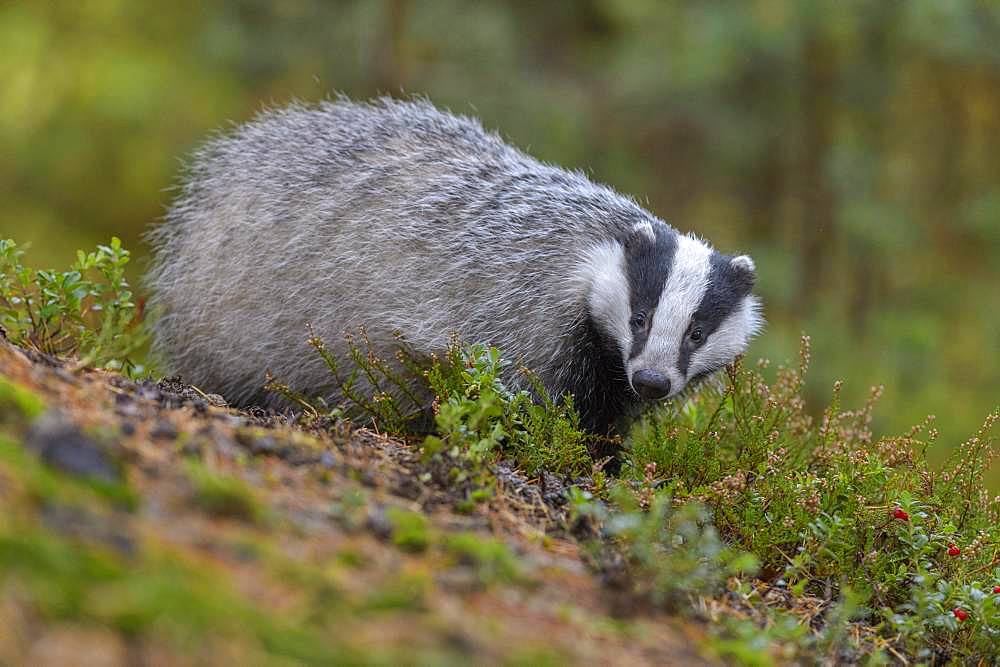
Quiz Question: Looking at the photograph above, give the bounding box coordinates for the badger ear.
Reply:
[620,221,656,248]
[730,254,756,294]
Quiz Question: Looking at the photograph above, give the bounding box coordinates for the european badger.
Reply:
[147,98,763,434]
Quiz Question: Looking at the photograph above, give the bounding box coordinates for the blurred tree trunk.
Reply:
[928,69,969,252]
[848,7,897,337]
[377,0,409,93]
[745,136,786,240]
[796,32,836,316]
[737,61,788,241]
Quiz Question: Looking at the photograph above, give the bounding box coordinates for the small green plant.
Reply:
[270,335,595,478]
[0,237,147,373]
[422,343,510,465]
[571,480,758,608]
[265,326,431,434]
[417,343,594,513]
[421,342,594,476]
[704,581,886,665]
[328,488,369,532]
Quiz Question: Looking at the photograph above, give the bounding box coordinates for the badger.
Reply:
[147,97,763,435]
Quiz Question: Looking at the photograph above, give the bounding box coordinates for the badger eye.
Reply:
[690,327,704,343]
[629,312,647,330]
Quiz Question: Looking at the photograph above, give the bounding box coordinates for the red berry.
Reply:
[953,608,968,621]
[891,507,909,521]
[993,586,1000,594]
[947,543,961,557]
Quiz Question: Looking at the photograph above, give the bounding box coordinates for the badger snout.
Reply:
[631,369,671,400]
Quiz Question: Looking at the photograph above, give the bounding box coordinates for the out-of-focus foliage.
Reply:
[1,1,997,481]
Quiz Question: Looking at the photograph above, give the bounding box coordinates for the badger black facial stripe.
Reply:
[677,252,749,376]
[624,222,677,359]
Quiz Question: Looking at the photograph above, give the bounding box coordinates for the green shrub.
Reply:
[626,336,1000,659]
[0,237,146,373]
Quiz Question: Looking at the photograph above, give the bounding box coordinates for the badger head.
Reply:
[585,220,763,401]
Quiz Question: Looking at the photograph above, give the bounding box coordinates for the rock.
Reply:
[205,393,228,408]
[136,381,163,404]
[320,450,337,470]
[365,505,393,540]
[113,392,143,419]
[149,418,178,441]
[540,471,568,506]
[26,412,120,482]
[178,441,202,458]
[156,375,210,408]
[41,504,134,556]
[235,429,278,456]
[249,435,279,456]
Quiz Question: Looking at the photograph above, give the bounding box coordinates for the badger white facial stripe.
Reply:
[623,222,677,360]
[627,234,712,391]
[579,240,631,354]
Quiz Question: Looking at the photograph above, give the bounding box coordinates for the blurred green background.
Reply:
[2,1,997,479]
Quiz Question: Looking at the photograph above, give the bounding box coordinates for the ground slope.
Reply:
[0,339,711,666]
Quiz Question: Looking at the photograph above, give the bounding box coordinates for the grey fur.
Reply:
[147,97,762,433]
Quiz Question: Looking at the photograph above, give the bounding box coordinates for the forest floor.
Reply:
[0,338,720,665]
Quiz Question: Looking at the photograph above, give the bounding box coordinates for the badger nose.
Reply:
[632,370,671,400]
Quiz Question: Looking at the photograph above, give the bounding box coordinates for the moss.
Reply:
[386,507,432,553]
[443,532,524,585]
[503,647,570,667]
[363,571,431,612]
[328,487,368,530]
[0,375,46,422]
[185,462,264,524]
[80,477,139,512]
[335,547,367,568]
[0,525,363,663]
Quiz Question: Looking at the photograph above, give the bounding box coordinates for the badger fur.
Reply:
[147,97,763,434]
